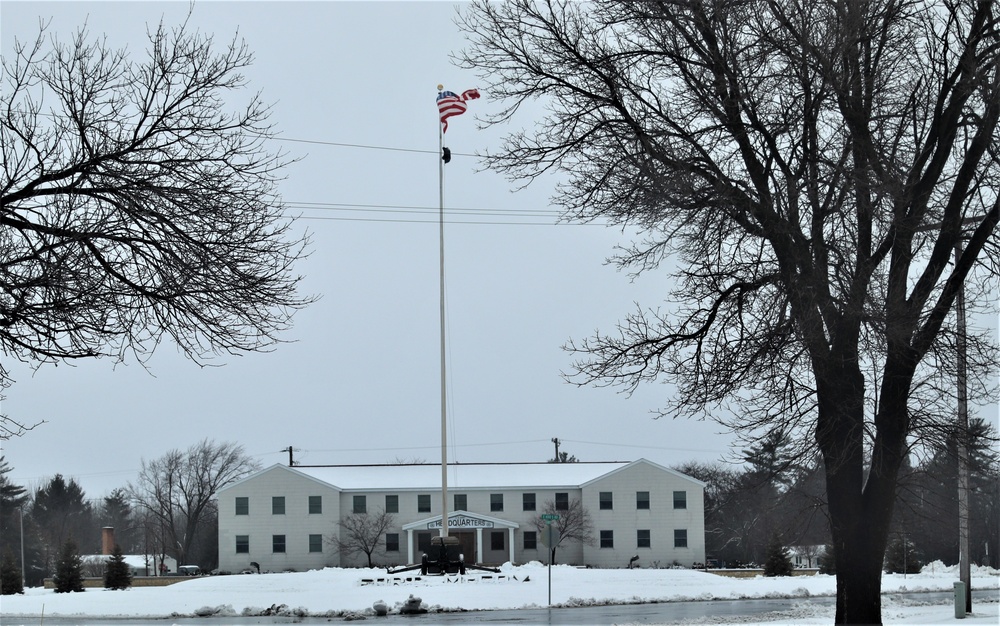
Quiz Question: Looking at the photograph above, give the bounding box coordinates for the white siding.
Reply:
[218,465,340,573]
[582,461,706,568]
[217,460,705,571]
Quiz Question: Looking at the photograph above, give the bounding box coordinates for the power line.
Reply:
[285,200,611,226]
[287,201,562,218]
[561,438,729,455]
[296,215,592,226]
[274,135,474,158]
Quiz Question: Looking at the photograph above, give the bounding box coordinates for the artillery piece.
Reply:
[386,536,500,576]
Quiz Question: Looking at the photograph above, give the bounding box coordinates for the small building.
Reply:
[80,527,177,576]
[216,459,706,572]
[81,553,178,578]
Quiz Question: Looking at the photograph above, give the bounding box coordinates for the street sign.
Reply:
[541,514,560,521]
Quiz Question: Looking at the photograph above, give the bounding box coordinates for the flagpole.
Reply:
[438,85,449,540]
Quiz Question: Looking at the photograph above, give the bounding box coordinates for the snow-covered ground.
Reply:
[1,561,997,625]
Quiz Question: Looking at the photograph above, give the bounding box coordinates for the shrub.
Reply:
[884,535,921,574]
[103,544,132,590]
[53,538,84,593]
[763,534,794,577]
[1,552,24,595]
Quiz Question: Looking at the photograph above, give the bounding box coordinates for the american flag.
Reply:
[437,88,480,133]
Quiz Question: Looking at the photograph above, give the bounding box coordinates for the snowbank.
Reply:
[1,560,996,624]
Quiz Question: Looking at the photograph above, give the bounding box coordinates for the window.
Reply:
[674,529,688,548]
[522,493,536,511]
[523,531,537,550]
[491,531,505,551]
[600,530,614,549]
[353,495,367,514]
[637,529,651,549]
[309,534,323,553]
[309,495,322,514]
[385,494,399,513]
[636,491,650,510]
[273,534,286,553]
[555,492,569,511]
[418,494,431,513]
[599,491,613,510]
[417,532,431,554]
[454,494,467,511]
[235,497,249,515]
[272,496,285,515]
[673,490,687,510]
[386,533,400,552]
[236,535,249,553]
[490,493,504,512]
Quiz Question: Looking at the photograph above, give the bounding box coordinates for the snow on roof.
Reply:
[286,460,636,491]
[81,554,165,569]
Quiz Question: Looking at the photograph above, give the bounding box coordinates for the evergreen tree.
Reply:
[103,544,132,590]
[98,489,139,553]
[1,551,23,595]
[818,543,837,575]
[52,538,84,593]
[763,534,794,577]
[0,457,28,566]
[31,475,96,573]
[884,535,922,574]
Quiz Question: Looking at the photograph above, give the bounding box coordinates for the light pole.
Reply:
[19,505,25,588]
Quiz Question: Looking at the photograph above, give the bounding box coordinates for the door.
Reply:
[454,531,477,563]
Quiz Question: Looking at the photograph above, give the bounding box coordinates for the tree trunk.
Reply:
[817,366,884,625]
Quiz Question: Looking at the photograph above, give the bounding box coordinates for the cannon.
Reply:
[386,536,500,576]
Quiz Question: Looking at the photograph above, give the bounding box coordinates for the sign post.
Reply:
[541,514,560,606]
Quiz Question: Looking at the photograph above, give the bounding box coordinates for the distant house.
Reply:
[788,544,826,569]
[81,553,177,578]
[80,527,177,577]
[216,459,706,572]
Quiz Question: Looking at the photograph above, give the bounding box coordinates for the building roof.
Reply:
[220,458,705,493]
[81,554,170,570]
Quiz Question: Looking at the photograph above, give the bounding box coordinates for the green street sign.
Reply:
[541,514,560,521]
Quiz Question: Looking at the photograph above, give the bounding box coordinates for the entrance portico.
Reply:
[402,510,519,565]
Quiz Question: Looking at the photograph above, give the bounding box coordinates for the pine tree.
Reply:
[103,544,132,590]
[52,538,85,593]
[884,535,922,574]
[763,534,794,577]
[818,543,836,575]
[1,551,24,595]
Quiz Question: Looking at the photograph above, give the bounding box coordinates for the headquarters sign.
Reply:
[427,515,494,529]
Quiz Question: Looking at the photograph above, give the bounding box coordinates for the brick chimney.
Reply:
[102,527,115,555]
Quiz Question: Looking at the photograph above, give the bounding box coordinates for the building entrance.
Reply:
[453,531,476,563]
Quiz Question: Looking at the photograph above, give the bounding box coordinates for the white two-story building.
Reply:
[216,459,705,572]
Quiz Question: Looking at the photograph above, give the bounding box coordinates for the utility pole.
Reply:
[283,446,294,467]
[551,438,561,462]
[915,217,978,614]
[955,240,970,614]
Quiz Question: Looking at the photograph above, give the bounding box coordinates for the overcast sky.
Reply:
[2,1,995,500]
[0,0,744,498]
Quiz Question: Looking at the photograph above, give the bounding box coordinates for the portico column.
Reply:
[406,529,414,564]
[476,528,483,564]
[508,527,515,564]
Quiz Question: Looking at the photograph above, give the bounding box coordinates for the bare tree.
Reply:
[129,439,260,567]
[329,508,396,568]
[457,1,999,623]
[531,498,594,565]
[0,15,315,438]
